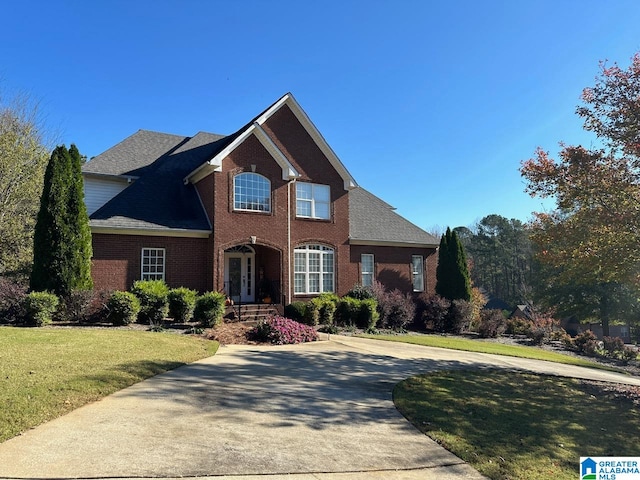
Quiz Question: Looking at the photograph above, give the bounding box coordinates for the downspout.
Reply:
[287,178,296,304]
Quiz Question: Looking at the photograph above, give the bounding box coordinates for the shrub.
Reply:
[561,331,575,350]
[420,294,450,332]
[574,330,599,356]
[248,316,318,344]
[506,317,531,336]
[131,280,169,324]
[302,300,320,326]
[194,291,225,327]
[284,301,307,322]
[86,289,112,323]
[0,277,27,324]
[24,291,59,327]
[58,290,95,323]
[106,291,140,325]
[447,299,473,334]
[357,298,379,330]
[346,284,375,300]
[334,297,359,327]
[620,346,638,364]
[469,286,487,329]
[334,297,379,329]
[318,324,339,334]
[478,309,507,338]
[378,289,415,331]
[602,336,625,358]
[311,292,339,325]
[527,315,557,345]
[168,287,197,322]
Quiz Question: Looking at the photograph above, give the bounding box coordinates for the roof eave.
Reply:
[82,172,139,182]
[183,123,300,184]
[91,225,211,239]
[349,238,439,249]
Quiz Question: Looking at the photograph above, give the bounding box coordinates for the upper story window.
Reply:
[141,248,165,281]
[234,172,271,213]
[296,182,330,219]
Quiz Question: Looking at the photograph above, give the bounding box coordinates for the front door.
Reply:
[224,246,255,303]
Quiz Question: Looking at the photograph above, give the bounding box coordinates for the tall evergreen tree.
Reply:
[30,144,93,295]
[435,227,472,301]
[66,144,93,291]
[435,228,452,299]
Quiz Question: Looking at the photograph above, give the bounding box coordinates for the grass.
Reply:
[394,370,640,480]
[360,333,622,371]
[0,327,219,443]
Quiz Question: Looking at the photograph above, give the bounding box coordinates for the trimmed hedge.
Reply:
[131,280,169,324]
[24,291,59,327]
[311,293,339,325]
[194,292,225,327]
[168,287,197,322]
[335,297,378,329]
[107,291,140,325]
[284,301,307,322]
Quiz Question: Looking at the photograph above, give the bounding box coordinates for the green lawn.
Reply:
[360,333,622,371]
[394,370,640,480]
[0,327,218,443]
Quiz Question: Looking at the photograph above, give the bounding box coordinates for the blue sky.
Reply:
[2,0,640,232]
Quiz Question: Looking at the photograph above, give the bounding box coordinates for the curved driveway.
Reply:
[1,335,638,480]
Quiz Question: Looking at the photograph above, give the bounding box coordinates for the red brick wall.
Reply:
[262,105,351,299]
[201,106,351,302]
[91,233,211,292]
[349,245,438,296]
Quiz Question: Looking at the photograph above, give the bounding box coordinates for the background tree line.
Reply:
[455,215,532,309]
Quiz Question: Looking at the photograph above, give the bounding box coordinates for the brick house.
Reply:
[82,93,438,305]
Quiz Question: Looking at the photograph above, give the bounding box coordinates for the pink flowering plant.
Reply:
[248,315,318,345]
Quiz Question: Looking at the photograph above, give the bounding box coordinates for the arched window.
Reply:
[294,244,334,294]
[234,172,271,212]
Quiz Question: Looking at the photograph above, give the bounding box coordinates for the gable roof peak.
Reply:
[183,93,357,190]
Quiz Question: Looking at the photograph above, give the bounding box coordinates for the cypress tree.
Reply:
[450,229,472,301]
[31,144,93,295]
[435,228,452,299]
[66,144,93,291]
[435,227,471,301]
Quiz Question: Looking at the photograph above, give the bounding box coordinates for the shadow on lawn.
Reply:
[395,369,640,478]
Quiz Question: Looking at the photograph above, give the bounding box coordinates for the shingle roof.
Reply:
[86,130,227,232]
[349,187,438,247]
[82,130,189,177]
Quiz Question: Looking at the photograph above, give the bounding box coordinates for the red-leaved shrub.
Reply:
[0,278,27,324]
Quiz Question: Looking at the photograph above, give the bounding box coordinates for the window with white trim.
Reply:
[361,254,374,287]
[234,172,271,212]
[141,248,165,281]
[296,182,330,219]
[294,244,334,294]
[412,255,424,292]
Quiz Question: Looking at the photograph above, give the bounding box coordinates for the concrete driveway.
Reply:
[0,335,638,480]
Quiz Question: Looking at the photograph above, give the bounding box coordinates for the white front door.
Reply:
[224,248,255,303]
